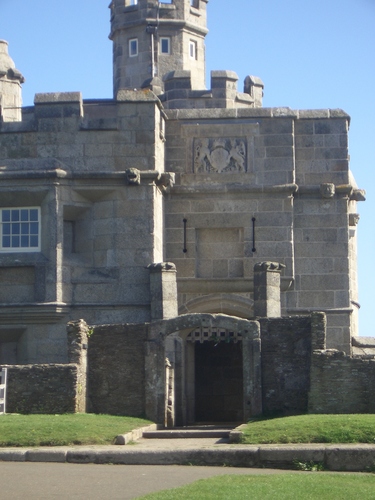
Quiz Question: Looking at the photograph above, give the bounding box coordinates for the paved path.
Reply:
[0,462,298,500]
[1,436,375,471]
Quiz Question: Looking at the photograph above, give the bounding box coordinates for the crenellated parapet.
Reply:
[159,70,264,109]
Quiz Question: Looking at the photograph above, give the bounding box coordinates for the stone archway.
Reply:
[145,313,262,426]
[179,294,254,319]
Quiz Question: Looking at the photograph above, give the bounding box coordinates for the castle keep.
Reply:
[0,1,370,423]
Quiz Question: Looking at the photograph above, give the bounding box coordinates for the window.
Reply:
[190,0,199,7]
[189,40,197,60]
[129,38,138,57]
[0,207,40,252]
[130,0,138,4]
[160,37,170,54]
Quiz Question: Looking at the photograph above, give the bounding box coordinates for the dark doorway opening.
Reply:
[194,341,243,422]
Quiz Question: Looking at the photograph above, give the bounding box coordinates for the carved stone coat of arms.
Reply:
[193,138,247,173]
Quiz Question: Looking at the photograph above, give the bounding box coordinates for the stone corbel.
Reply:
[147,262,176,273]
[320,183,335,199]
[254,261,286,273]
[350,189,366,202]
[125,169,175,191]
[349,213,360,226]
[125,168,141,186]
[125,168,175,188]
[156,172,175,191]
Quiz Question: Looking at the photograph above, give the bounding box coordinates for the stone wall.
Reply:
[259,316,314,415]
[0,364,80,414]
[88,323,148,416]
[5,312,375,419]
[0,91,167,365]
[309,350,375,414]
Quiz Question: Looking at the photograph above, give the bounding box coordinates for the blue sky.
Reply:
[1,0,375,335]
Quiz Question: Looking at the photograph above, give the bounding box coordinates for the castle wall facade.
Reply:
[0,0,369,422]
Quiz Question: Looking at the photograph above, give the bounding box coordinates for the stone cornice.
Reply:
[178,277,293,294]
[0,168,175,189]
[0,303,69,324]
[171,183,298,196]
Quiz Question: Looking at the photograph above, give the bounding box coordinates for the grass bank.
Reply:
[0,413,152,447]
[137,474,375,500]
[240,414,375,444]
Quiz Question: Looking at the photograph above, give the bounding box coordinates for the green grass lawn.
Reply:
[240,414,375,444]
[137,474,375,500]
[2,413,375,447]
[0,413,152,447]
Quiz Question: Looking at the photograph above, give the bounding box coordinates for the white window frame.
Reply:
[0,207,41,253]
[160,37,171,55]
[189,40,197,60]
[129,38,138,57]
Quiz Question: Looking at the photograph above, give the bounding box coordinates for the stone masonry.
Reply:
[0,0,370,422]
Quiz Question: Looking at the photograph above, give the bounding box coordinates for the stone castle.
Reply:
[0,1,372,424]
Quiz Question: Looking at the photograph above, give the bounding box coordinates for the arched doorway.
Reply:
[192,327,244,423]
[146,314,262,426]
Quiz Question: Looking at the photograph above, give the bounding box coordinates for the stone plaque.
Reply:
[193,138,247,173]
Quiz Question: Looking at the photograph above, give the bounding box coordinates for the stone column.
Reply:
[67,319,89,413]
[253,262,285,318]
[148,262,178,321]
[144,330,166,424]
[242,321,262,420]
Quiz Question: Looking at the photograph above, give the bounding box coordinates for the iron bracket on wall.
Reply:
[183,218,187,253]
[252,217,256,253]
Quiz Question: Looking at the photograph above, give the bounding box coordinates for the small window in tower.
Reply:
[125,0,138,9]
[129,38,138,57]
[189,40,197,60]
[160,37,171,55]
[191,0,199,7]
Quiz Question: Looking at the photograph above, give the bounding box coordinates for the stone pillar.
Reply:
[242,321,262,420]
[253,262,285,318]
[0,40,24,122]
[165,357,175,428]
[148,262,178,321]
[145,331,166,424]
[67,319,89,413]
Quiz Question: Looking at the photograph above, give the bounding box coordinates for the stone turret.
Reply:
[109,0,208,97]
[0,40,24,122]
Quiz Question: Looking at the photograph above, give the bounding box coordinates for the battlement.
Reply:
[155,70,264,109]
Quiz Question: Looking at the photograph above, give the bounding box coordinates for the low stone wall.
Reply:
[88,323,148,416]
[259,316,313,415]
[0,364,80,414]
[6,312,375,418]
[309,350,375,414]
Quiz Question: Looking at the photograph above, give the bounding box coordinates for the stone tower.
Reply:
[0,40,24,122]
[109,0,208,97]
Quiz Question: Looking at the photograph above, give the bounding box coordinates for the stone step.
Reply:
[142,427,233,439]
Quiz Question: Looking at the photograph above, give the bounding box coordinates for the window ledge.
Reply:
[190,7,201,16]
[159,3,176,10]
[124,5,138,12]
